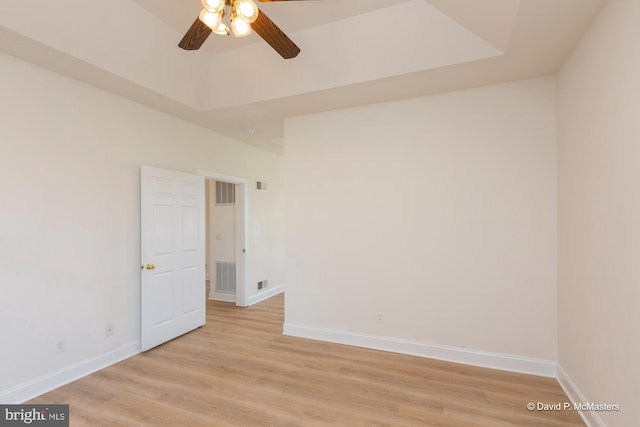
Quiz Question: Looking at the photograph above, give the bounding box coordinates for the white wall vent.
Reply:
[215,262,236,294]
[216,181,235,205]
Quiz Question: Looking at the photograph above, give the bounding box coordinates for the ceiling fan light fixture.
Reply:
[199,9,222,29]
[179,0,300,58]
[201,0,224,13]
[211,21,230,36]
[234,0,259,24]
[230,14,252,37]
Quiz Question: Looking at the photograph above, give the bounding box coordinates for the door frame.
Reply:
[197,169,248,307]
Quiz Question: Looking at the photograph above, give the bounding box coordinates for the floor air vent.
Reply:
[215,262,236,294]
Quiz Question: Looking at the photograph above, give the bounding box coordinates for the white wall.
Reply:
[207,181,237,299]
[205,180,211,280]
[557,0,640,425]
[209,182,237,264]
[284,77,558,368]
[0,52,284,400]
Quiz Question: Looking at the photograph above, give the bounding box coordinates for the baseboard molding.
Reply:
[247,284,284,306]
[283,323,557,378]
[0,342,140,404]
[208,292,236,303]
[557,365,606,427]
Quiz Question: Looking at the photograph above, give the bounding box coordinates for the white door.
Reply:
[140,165,206,351]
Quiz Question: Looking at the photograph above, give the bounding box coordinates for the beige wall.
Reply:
[557,0,640,425]
[0,52,284,398]
[284,77,558,364]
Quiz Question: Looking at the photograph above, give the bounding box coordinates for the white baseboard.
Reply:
[0,342,140,404]
[208,292,236,302]
[557,365,606,427]
[283,323,557,378]
[247,284,284,306]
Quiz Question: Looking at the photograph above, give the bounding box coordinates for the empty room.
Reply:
[0,0,637,426]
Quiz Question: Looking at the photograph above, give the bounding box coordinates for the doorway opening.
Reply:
[198,170,248,307]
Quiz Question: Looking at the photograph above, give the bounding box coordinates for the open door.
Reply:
[140,165,206,351]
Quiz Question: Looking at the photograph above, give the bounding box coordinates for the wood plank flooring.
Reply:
[30,294,584,426]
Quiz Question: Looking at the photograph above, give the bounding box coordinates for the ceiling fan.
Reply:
[179,0,309,59]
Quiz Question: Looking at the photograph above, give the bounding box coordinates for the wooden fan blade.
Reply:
[252,9,300,59]
[178,18,212,50]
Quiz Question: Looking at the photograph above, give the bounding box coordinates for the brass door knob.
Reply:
[145,264,155,270]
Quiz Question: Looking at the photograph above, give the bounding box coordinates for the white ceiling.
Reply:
[0,0,607,154]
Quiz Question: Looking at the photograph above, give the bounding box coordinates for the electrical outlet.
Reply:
[55,340,66,354]
[105,324,114,337]
[376,312,384,324]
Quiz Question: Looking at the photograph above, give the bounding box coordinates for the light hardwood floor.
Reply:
[30,294,584,426]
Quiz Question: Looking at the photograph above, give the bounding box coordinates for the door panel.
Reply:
[182,266,201,314]
[151,271,175,326]
[153,206,174,255]
[141,165,205,351]
[181,206,199,251]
